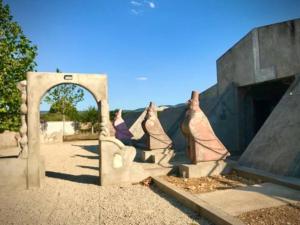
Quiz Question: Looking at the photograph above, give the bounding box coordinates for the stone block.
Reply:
[179,160,229,178]
[100,136,149,186]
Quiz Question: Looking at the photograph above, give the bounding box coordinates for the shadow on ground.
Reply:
[72,154,99,160]
[72,144,98,155]
[77,165,99,171]
[46,171,99,185]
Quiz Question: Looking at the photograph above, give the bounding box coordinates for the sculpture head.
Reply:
[114,109,122,120]
[188,91,200,112]
[147,102,157,118]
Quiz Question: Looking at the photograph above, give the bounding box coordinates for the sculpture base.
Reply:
[141,149,175,164]
[179,160,230,178]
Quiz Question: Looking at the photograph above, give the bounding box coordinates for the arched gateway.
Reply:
[27,72,109,187]
[1,72,152,189]
[0,72,109,188]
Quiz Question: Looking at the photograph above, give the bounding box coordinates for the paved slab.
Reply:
[153,176,244,225]
[196,182,300,216]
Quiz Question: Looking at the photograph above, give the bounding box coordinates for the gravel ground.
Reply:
[238,202,300,225]
[0,140,211,225]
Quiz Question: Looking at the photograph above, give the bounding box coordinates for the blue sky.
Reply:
[4,0,300,111]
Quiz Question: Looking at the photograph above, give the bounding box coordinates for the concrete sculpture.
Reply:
[17,80,28,158]
[100,136,148,185]
[181,91,230,164]
[113,109,133,144]
[142,102,172,150]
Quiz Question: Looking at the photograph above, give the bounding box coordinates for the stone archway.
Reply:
[26,72,108,188]
[0,71,148,188]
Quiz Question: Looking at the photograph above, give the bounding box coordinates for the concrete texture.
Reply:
[217,19,300,94]
[153,176,244,225]
[159,105,187,151]
[100,136,176,185]
[141,148,175,165]
[196,182,300,216]
[232,164,300,191]
[239,75,300,178]
[179,161,229,178]
[100,136,148,186]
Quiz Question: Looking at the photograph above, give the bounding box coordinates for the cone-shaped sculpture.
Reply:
[142,102,172,150]
[113,109,133,144]
[181,91,230,164]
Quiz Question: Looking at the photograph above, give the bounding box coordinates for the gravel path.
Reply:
[0,140,211,225]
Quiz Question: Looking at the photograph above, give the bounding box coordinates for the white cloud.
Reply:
[131,9,142,15]
[130,1,142,6]
[136,76,148,81]
[129,0,156,15]
[148,1,155,8]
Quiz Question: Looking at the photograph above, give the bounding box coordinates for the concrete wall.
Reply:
[258,20,300,79]
[159,105,186,151]
[40,121,77,144]
[238,76,300,178]
[41,121,76,136]
[217,19,300,94]
[217,32,255,94]
[215,18,300,156]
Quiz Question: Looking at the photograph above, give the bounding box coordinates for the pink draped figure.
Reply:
[113,109,133,143]
[181,91,230,164]
[142,102,172,150]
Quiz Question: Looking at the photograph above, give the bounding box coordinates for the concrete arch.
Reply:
[26,72,108,187]
[40,82,99,109]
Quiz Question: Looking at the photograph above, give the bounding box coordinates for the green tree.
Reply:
[44,84,84,115]
[43,82,84,133]
[0,0,37,132]
[79,106,98,133]
[49,100,79,121]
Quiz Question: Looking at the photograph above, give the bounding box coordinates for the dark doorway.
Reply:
[238,76,294,153]
[253,98,279,133]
